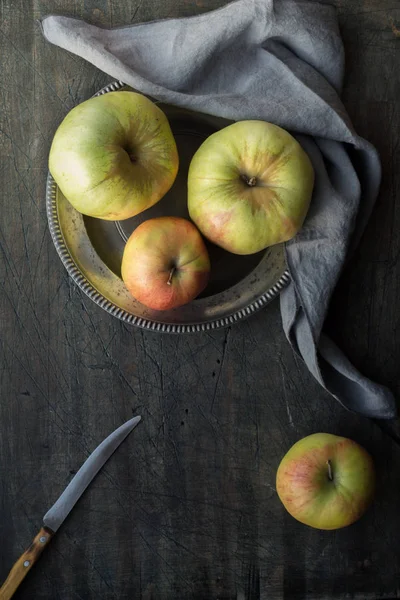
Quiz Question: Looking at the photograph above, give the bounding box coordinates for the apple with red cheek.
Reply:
[121,217,210,311]
[276,433,375,530]
[188,120,314,255]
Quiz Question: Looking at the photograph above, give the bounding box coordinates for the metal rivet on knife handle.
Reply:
[0,527,53,600]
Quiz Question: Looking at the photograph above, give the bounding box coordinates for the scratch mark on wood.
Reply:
[131,1,143,22]
[210,326,231,413]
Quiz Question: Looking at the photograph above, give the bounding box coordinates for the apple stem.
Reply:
[241,174,257,187]
[167,267,176,286]
[326,460,334,481]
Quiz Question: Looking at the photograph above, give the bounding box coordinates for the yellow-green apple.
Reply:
[188,120,314,255]
[49,91,179,220]
[121,217,210,311]
[276,433,375,530]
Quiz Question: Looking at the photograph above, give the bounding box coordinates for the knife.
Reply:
[0,415,141,600]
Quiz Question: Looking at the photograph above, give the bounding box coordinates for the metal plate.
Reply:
[46,80,290,333]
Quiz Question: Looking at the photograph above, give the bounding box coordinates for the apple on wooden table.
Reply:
[276,433,375,530]
[121,217,210,311]
[188,120,314,255]
[49,91,179,220]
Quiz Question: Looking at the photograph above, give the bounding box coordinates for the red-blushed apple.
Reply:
[276,433,375,530]
[49,91,179,220]
[121,217,210,311]
[188,120,314,255]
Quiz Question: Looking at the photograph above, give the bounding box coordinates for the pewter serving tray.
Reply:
[46,81,290,333]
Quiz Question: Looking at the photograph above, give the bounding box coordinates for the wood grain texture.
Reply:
[0,528,53,600]
[0,0,399,598]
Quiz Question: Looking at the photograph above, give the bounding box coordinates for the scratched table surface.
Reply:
[1,1,400,599]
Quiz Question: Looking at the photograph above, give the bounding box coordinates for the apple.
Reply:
[276,433,375,530]
[49,91,179,220]
[188,120,314,255]
[121,217,210,311]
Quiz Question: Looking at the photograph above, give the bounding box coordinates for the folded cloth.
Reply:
[40,0,397,418]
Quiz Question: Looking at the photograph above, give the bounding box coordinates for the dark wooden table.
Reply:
[1,1,400,598]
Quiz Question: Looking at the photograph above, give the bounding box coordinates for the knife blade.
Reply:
[0,415,141,600]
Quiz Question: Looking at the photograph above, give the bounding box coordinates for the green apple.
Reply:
[276,433,375,530]
[49,91,179,220]
[121,217,210,311]
[188,120,314,255]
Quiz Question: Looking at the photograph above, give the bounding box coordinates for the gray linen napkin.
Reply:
[40,0,397,418]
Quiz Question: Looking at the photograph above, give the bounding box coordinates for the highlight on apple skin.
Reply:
[188,120,314,255]
[276,433,376,530]
[121,217,211,311]
[49,91,179,220]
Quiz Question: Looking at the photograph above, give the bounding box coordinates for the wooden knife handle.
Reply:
[0,527,53,600]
